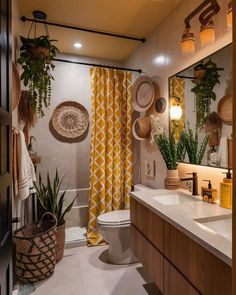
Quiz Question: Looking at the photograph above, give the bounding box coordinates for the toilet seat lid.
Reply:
[97,210,130,225]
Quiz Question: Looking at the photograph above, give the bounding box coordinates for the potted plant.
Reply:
[34,169,76,262]
[180,124,210,165]
[191,59,224,128]
[156,131,186,190]
[17,35,59,117]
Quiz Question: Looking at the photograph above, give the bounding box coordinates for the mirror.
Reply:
[169,44,232,169]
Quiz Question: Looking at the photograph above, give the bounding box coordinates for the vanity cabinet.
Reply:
[130,197,232,295]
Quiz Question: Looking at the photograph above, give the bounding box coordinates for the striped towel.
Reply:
[16,130,36,200]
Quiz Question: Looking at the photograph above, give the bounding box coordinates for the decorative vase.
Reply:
[56,221,66,262]
[165,169,180,190]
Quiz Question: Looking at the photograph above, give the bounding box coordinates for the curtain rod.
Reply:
[53,58,142,73]
[21,16,146,43]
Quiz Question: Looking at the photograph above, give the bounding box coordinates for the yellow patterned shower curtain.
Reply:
[87,67,133,246]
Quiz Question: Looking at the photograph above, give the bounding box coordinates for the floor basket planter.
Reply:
[56,221,66,262]
[165,169,180,190]
[13,213,57,283]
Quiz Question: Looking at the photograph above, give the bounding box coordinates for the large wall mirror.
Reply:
[169,44,232,169]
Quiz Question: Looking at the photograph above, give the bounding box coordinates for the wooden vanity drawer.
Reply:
[164,259,200,295]
[164,221,232,295]
[130,197,163,252]
[130,224,164,293]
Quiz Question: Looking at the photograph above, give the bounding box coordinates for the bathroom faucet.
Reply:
[180,172,199,196]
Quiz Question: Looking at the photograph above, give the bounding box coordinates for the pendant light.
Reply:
[181,27,195,55]
[200,20,215,47]
[227,1,232,28]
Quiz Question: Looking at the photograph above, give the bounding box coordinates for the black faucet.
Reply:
[180,172,199,196]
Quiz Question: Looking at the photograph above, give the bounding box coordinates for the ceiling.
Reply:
[18,0,181,61]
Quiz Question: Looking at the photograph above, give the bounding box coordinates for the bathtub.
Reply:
[62,188,89,228]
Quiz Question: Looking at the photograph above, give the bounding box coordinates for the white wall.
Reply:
[30,55,123,190]
[125,0,232,194]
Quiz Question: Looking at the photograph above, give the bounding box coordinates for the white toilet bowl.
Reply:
[97,184,153,265]
[97,210,138,264]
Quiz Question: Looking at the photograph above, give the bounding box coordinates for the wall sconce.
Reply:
[181,0,220,54]
[181,27,195,55]
[170,78,182,121]
[200,20,215,47]
[227,1,232,28]
[170,104,183,121]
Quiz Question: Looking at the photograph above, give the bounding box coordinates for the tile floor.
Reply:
[30,245,161,295]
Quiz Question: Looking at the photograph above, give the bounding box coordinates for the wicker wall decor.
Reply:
[13,63,21,110]
[49,101,89,143]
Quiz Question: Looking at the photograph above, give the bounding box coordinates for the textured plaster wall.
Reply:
[125,0,232,195]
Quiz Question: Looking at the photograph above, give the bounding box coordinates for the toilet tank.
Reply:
[133,184,153,191]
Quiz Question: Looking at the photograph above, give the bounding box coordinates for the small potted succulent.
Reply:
[17,35,59,117]
[34,169,76,262]
[156,131,186,190]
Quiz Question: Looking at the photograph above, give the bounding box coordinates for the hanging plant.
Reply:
[17,35,59,117]
[191,59,224,129]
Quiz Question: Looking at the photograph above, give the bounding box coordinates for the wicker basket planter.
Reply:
[13,213,57,283]
[56,221,66,262]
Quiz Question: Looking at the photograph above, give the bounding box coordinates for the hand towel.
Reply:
[16,130,36,200]
[218,137,228,168]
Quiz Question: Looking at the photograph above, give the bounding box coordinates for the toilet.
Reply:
[97,184,153,264]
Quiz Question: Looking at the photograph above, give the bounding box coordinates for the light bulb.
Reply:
[170,105,183,120]
[200,21,215,47]
[74,42,82,48]
[181,27,195,55]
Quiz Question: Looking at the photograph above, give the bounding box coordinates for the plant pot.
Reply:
[56,221,66,262]
[31,46,50,58]
[165,169,180,190]
[193,68,206,85]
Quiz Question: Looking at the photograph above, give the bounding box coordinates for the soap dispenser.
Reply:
[201,180,217,204]
[220,169,232,209]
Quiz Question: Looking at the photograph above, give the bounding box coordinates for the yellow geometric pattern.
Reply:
[87,67,133,246]
[170,77,185,141]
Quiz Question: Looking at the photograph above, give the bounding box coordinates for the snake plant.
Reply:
[156,132,186,170]
[34,169,75,226]
[180,124,209,165]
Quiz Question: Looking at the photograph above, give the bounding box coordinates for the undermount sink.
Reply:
[152,191,200,206]
[195,215,232,241]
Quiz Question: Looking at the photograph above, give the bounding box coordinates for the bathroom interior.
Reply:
[0,0,235,294]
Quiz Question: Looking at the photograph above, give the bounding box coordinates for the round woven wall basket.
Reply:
[50,101,89,143]
[132,76,155,112]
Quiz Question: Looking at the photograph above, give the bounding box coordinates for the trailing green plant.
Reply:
[34,169,75,226]
[155,132,186,170]
[191,59,224,128]
[17,35,59,117]
[180,124,210,165]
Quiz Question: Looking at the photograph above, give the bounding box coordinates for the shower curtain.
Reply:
[87,67,132,246]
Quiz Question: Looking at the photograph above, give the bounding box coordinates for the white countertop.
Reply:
[130,189,232,266]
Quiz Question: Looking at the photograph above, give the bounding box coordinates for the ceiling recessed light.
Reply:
[74,42,82,48]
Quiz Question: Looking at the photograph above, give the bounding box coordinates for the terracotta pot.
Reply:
[193,68,206,85]
[56,221,66,262]
[165,169,180,190]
